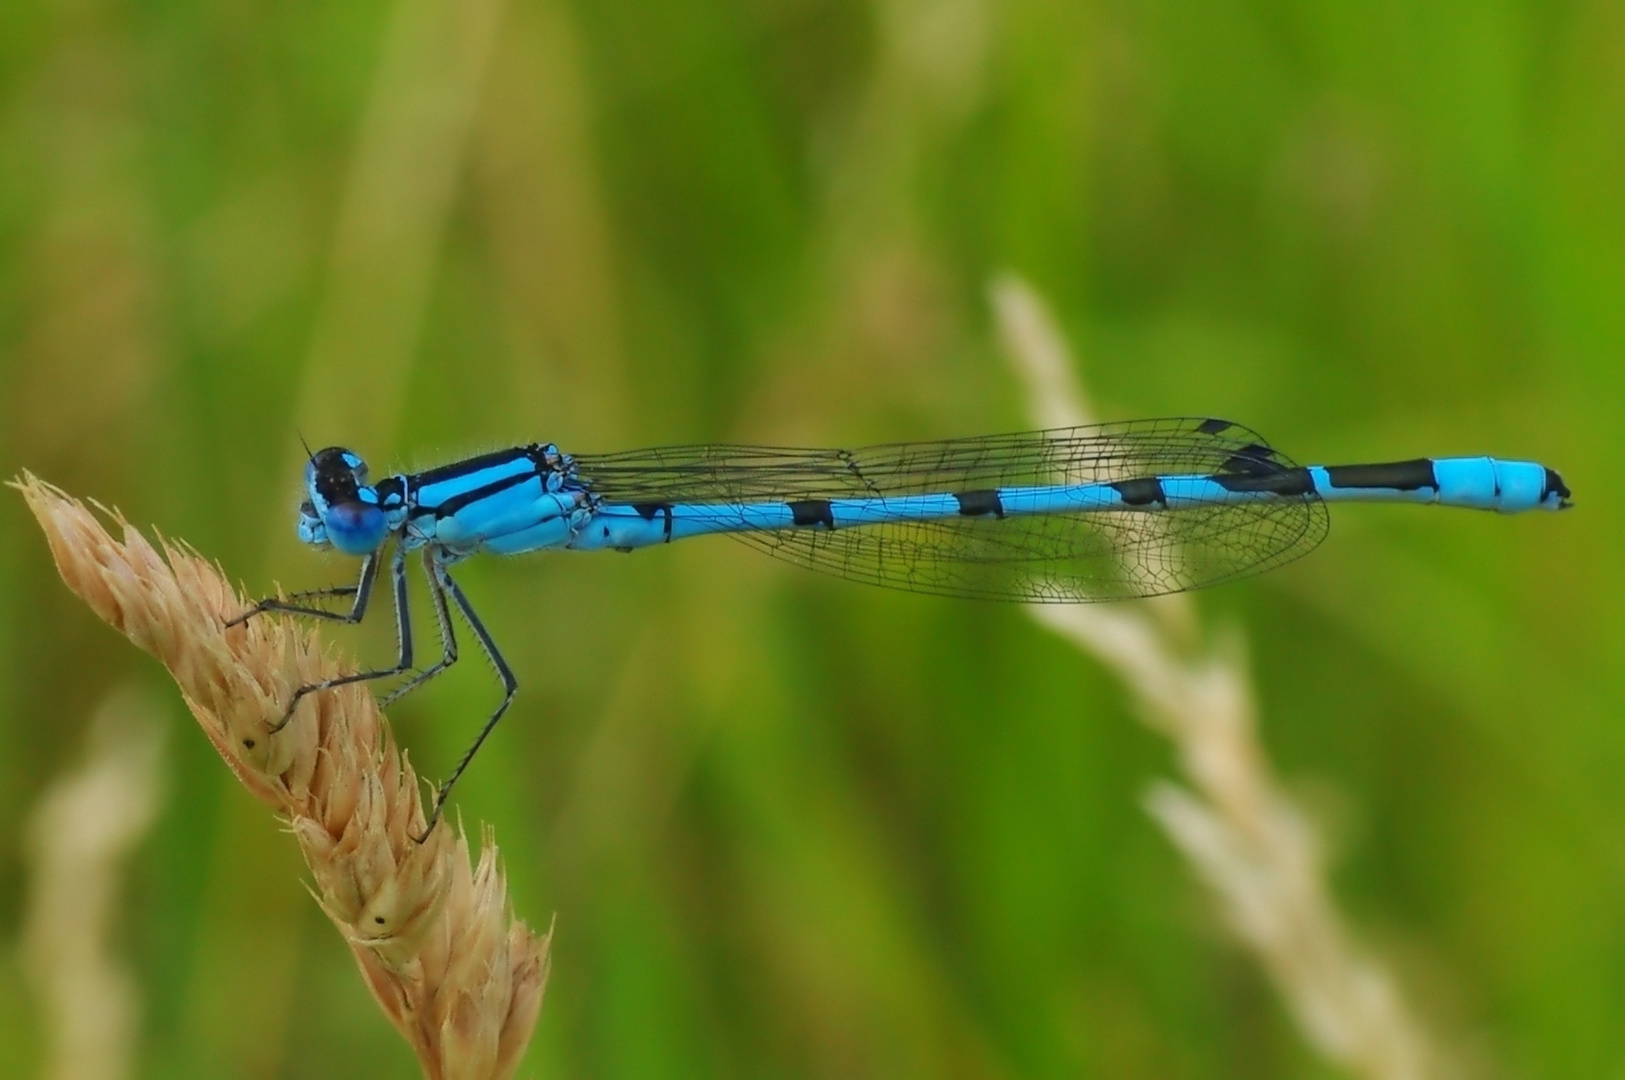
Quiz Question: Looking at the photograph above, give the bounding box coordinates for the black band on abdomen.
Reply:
[789,499,836,528]
[955,489,1005,517]
[1323,460,1436,491]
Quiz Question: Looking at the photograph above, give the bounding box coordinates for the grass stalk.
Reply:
[13,474,549,1080]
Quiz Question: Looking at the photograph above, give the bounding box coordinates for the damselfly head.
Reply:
[300,446,389,555]
[306,447,369,495]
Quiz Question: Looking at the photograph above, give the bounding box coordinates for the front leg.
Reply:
[226,551,381,628]
[271,544,416,733]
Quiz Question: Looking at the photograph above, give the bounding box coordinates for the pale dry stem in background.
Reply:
[23,685,165,1080]
[14,476,549,1080]
[293,0,508,456]
[991,274,1438,1080]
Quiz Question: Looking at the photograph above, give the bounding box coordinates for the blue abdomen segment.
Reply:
[561,455,1568,553]
[1310,457,1568,512]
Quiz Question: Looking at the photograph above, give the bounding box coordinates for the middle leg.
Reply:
[415,552,518,839]
[379,548,461,710]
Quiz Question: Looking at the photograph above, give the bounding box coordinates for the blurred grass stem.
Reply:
[293,0,505,456]
[992,274,1437,1080]
[22,685,164,1080]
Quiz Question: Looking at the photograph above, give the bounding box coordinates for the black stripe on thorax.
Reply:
[409,446,534,488]
[789,499,835,529]
[1323,459,1436,491]
[955,489,1004,517]
[424,469,538,520]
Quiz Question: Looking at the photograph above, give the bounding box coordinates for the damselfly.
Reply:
[230,417,1571,834]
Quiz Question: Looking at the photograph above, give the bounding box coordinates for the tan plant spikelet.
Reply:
[13,474,550,1080]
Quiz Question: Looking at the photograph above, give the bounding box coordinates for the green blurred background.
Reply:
[1,0,1621,1076]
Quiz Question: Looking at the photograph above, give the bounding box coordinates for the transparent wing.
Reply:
[571,417,1330,601]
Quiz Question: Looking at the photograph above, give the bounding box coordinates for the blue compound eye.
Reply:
[324,500,388,554]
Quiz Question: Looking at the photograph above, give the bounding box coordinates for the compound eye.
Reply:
[325,501,388,555]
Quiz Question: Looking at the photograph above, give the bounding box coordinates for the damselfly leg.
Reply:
[226,548,381,626]
[411,553,518,839]
[231,543,516,840]
[229,545,415,736]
